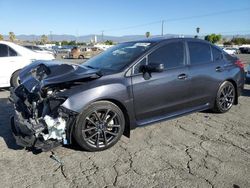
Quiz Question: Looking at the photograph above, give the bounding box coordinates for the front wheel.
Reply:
[10,70,21,88]
[213,81,235,113]
[74,101,125,152]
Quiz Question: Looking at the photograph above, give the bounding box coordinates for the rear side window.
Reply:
[0,44,8,57]
[188,42,211,65]
[211,46,223,61]
[148,42,185,69]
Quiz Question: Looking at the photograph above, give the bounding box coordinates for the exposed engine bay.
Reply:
[9,61,101,151]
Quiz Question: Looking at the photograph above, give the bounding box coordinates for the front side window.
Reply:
[148,42,185,69]
[8,47,18,56]
[0,44,8,57]
[83,42,154,73]
[188,42,211,65]
[133,58,146,74]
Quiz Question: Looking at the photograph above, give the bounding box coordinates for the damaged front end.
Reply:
[9,61,101,152]
[10,85,77,151]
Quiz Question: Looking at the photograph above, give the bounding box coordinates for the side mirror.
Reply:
[139,63,164,80]
[139,63,164,73]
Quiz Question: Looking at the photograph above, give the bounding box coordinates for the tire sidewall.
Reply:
[74,101,125,152]
[215,81,235,113]
[10,70,21,88]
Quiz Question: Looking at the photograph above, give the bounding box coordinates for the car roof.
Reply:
[125,37,210,45]
[0,40,18,46]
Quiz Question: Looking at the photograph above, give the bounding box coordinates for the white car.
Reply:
[223,47,237,55]
[24,45,56,56]
[0,41,55,88]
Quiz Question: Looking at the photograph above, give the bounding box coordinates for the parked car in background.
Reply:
[53,46,72,54]
[0,41,55,88]
[239,47,250,54]
[9,38,245,152]
[246,65,250,82]
[69,46,102,59]
[24,45,56,57]
[223,47,238,55]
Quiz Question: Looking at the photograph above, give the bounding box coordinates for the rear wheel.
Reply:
[78,55,84,59]
[213,81,235,113]
[74,101,125,152]
[10,70,21,88]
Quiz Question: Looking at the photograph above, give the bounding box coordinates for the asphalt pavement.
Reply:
[0,54,249,188]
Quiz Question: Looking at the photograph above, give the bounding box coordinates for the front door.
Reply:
[132,41,192,124]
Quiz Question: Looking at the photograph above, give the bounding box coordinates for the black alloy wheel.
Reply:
[74,101,125,151]
[213,81,235,113]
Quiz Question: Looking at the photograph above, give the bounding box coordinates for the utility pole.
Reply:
[49,31,53,42]
[161,20,165,36]
[101,30,104,43]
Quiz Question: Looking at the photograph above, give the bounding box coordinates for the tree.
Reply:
[61,40,69,46]
[223,41,232,46]
[68,40,77,46]
[231,37,250,45]
[9,32,16,42]
[40,34,48,44]
[0,34,3,41]
[145,32,150,38]
[104,40,114,45]
[204,34,222,44]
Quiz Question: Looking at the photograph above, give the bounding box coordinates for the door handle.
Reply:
[178,73,188,80]
[215,66,223,72]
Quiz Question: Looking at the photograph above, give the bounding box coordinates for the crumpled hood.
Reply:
[19,60,101,92]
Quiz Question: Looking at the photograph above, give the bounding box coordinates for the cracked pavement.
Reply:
[0,55,250,188]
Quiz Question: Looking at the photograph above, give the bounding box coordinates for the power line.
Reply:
[97,7,250,34]
[165,7,250,22]
[102,20,162,32]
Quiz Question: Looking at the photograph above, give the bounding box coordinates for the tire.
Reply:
[78,55,84,59]
[10,70,21,88]
[74,101,125,152]
[213,81,236,113]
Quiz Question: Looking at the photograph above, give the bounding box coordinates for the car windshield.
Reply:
[83,42,154,73]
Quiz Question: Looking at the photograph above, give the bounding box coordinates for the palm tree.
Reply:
[145,32,150,38]
[40,34,48,44]
[9,32,16,42]
[0,34,3,41]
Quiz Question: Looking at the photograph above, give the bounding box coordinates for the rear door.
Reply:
[187,40,225,107]
[132,41,193,123]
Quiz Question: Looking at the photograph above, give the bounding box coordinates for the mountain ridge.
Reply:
[3,34,250,42]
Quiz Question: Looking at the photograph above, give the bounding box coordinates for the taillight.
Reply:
[235,60,244,69]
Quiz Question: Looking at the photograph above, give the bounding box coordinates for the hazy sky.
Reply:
[0,0,250,36]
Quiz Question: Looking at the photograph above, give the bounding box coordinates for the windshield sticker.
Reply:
[134,43,151,47]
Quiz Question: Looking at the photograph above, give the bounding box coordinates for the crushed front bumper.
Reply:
[9,87,77,152]
[10,112,62,151]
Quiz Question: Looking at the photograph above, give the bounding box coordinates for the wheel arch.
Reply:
[95,98,131,138]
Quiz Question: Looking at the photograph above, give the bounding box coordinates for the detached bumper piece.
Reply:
[9,86,77,152]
